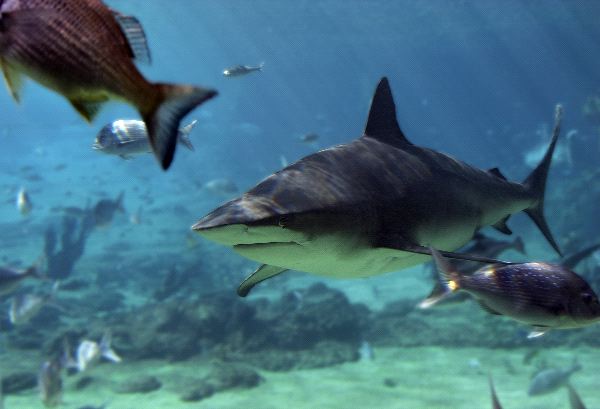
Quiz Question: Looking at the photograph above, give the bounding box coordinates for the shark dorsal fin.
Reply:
[363,77,411,146]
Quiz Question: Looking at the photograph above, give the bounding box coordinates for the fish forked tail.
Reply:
[418,247,462,309]
[143,84,217,170]
[100,331,122,364]
[177,119,198,151]
[523,105,562,256]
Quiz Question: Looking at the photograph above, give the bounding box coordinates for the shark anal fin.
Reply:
[1,59,24,103]
[492,216,512,235]
[237,264,288,297]
[363,77,411,146]
[69,98,107,122]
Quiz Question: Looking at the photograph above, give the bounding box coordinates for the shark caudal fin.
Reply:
[143,84,217,170]
[523,105,562,256]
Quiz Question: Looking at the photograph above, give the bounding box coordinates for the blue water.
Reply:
[2,1,600,408]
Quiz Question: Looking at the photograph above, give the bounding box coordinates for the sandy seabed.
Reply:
[3,345,597,409]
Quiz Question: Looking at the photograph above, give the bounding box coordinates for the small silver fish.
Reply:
[223,63,264,77]
[420,248,600,338]
[76,332,121,372]
[203,178,238,196]
[93,119,197,159]
[299,133,319,143]
[16,187,32,215]
[10,282,60,325]
[528,361,581,396]
[38,359,62,408]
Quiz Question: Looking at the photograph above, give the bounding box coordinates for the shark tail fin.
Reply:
[177,119,197,151]
[418,248,462,309]
[523,105,562,257]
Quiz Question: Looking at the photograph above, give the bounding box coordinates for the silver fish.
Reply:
[192,78,562,297]
[76,332,121,372]
[203,178,238,196]
[421,249,600,338]
[223,63,264,77]
[93,119,197,159]
[528,361,581,396]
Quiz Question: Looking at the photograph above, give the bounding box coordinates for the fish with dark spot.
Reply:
[528,360,581,396]
[421,249,600,338]
[193,78,562,297]
[93,119,197,159]
[0,0,217,169]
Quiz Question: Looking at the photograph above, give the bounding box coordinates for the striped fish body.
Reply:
[0,0,217,169]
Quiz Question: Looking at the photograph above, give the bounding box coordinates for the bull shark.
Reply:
[193,77,562,297]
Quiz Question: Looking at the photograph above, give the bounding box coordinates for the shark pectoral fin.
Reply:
[527,326,550,339]
[1,59,24,103]
[238,264,289,297]
[69,98,107,122]
[492,216,512,235]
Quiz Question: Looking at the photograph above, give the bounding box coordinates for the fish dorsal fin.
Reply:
[488,167,507,180]
[363,77,411,146]
[112,12,152,64]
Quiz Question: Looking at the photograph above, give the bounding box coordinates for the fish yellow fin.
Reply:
[69,98,107,122]
[1,59,24,103]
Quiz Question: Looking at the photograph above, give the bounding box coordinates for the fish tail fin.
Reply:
[259,62,265,71]
[523,105,562,257]
[177,119,197,151]
[142,84,217,170]
[513,236,526,255]
[418,247,462,309]
[100,331,122,363]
